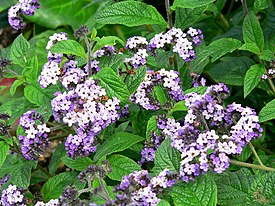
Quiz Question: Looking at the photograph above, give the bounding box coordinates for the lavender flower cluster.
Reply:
[112,169,177,206]
[148,27,203,62]
[18,110,50,160]
[1,184,27,206]
[130,68,184,110]
[151,83,263,181]
[51,79,121,158]
[8,0,40,30]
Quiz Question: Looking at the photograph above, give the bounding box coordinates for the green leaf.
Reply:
[205,57,255,86]
[259,99,275,122]
[24,84,51,107]
[175,6,207,29]
[157,200,171,206]
[93,132,144,162]
[95,67,130,103]
[236,145,252,162]
[23,55,39,82]
[185,86,208,94]
[0,97,32,124]
[107,154,141,181]
[96,1,167,27]
[170,101,188,113]
[48,141,66,175]
[253,0,270,13]
[152,138,181,174]
[0,141,9,169]
[154,85,169,106]
[10,34,30,66]
[99,54,128,73]
[10,80,24,96]
[146,115,160,141]
[93,36,125,53]
[0,0,14,12]
[243,11,264,51]
[115,121,130,133]
[244,64,265,98]
[126,66,146,94]
[50,40,86,58]
[216,168,255,206]
[169,174,217,206]
[239,43,261,54]
[171,0,215,9]
[259,49,274,61]
[61,156,92,171]
[247,172,275,205]
[41,172,78,202]
[10,161,37,188]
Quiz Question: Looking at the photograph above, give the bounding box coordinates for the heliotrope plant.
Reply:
[0,0,275,205]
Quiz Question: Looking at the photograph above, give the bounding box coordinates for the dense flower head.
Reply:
[1,184,27,206]
[34,199,59,206]
[58,186,86,206]
[51,78,121,158]
[8,0,40,30]
[78,161,111,182]
[154,83,263,181]
[148,27,203,62]
[113,169,177,206]
[130,68,184,110]
[18,110,50,160]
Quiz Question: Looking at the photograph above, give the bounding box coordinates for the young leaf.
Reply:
[171,0,215,10]
[95,67,130,103]
[0,141,9,169]
[169,174,217,206]
[126,66,146,94]
[93,36,125,53]
[23,55,39,82]
[216,168,255,206]
[153,85,169,106]
[107,154,141,181]
[239,43,261,54]
[93,132,144,162]
[146,115,160,141]
[152,138,181,174]
[24,84,52,107]
[244,64,265,98]
[253,0,270,14]
[99,54,128,73]
[115,121,130,133]
[9,34,30,66]
[243,11,264,51]
[170,101,188,113]
[50,40,87,58]
[48,141,66,175]
[10,80,24,96]
[259,99,275,122]
[61,156,92,171]
[96,1,167,27]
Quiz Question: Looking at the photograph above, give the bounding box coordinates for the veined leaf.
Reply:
[61,156,92,171]
[259,99,275,122]
[10,34,30,67]
[0,141,9,169]
[50,40,86,58]
[239,43,260,54]
[126,66,146,94]
[10,80,24,96]
[171,0,215,10]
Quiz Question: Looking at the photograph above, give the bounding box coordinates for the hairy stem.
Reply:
[165,0,173,29]
[84,36,92,76]
[241,0,248,16]
[230,159,275,172]
[248,142,264,166]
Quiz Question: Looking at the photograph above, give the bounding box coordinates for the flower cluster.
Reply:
[51,79,121,158]
[261,60,275,79]
[1,184,27,206]
[191,73,206,87]
[18,110,50,160]
[148,27,203,62]
[58,186,86,206]
[125,36,148,68]
[155,83,263,181]
[35,199,59,206]
[112,169,177,206]
[8,0,40,30]
[130,68,184,110]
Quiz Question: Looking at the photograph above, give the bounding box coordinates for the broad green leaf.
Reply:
[175,6,207,29]
[244,64,265,98]
[243,11,264,51]
[26,0,100,29]
[61,156,92,171]
[93,36,125,53]
[93,132,144,162]
[253,0,270,13]
[0,141,9,169]
[24,85,51,107]
[157,200,171,206]
[23,55,39,82]
[259,99,275,122]
[95,67,130,103]
[239,43,260,54]
[169,174,217,206]
[170,101,188,113]
[107,154,141,181]
[185,86,208,94]
[146,115,160,141]
[41,172,78,202]
[247,172,275,205]
[10,79,24,96]
[152,138,181,174]
[216,168,255,206]
[48,141,66,175]
[0,97,32,124]
[10,161,37,188]
[171,0,215,10]
[154,85,169,106]
[115,121,130,133]
[205,57,255,86]
[96,1,167,27]
[259,49,274,61]
[50,40,86,58]
[10,34,30,67]
[126,66,146,94]
[99,54,127,73]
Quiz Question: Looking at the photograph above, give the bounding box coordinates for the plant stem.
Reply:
[230,159,275,172]
[84,36,92,76]
[98,177,111,202]
[36,164,53,178]
[267,78,275,94]
[220,14,229,29]
[241,0,248,16]
[165,0,173,29]
[248,142,264,166]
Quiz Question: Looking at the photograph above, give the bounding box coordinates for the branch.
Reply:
[230,159,275,172]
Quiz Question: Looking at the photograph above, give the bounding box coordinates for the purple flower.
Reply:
[1,184,27,206]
